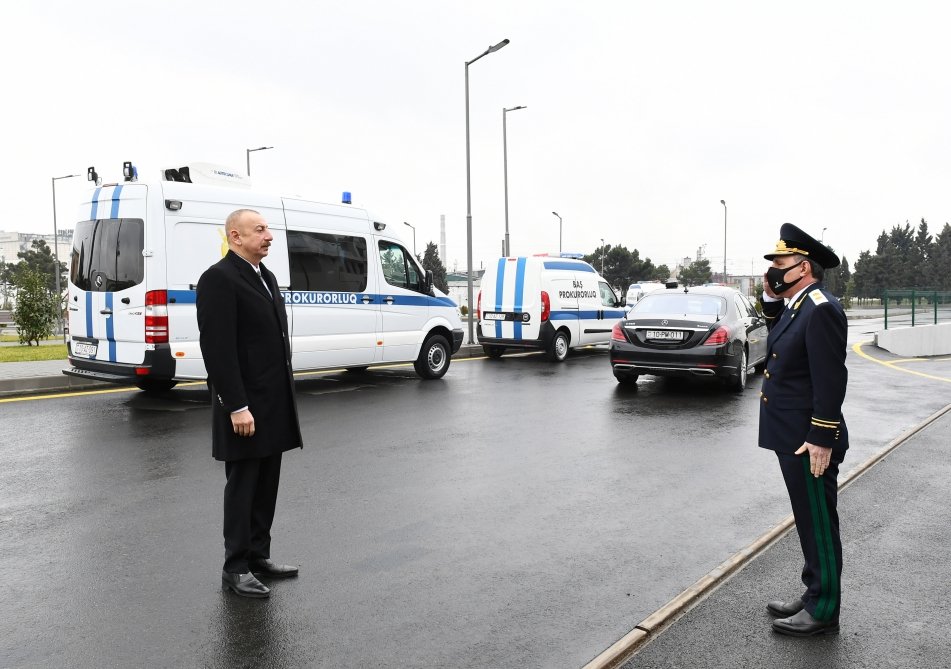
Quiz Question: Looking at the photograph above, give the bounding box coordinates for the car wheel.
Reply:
[727,348,747,392]
[414,334,451,379]
[135,378,177,393]
[547,330,570,362]
[614,373,638,386]
[483,345,505,359]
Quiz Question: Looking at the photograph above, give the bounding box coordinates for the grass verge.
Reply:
[0,344,68,363]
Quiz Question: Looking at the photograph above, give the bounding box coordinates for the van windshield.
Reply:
[70,218,144,292]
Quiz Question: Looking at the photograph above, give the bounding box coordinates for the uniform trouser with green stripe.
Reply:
[776,452,842,621]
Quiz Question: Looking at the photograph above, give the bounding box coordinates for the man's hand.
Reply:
[794,441,832,477]
[231,409,255,437]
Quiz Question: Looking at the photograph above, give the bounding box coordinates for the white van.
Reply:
[64,162,464,391]
[476,256,626,361]
[625,281,666,305]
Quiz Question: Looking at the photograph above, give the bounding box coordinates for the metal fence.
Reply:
[882,289,951,329]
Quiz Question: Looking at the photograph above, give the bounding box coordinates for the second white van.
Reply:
[476,256,626,361]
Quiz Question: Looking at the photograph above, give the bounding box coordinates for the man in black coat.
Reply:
[758,223,849,636]
[197,208,303,598]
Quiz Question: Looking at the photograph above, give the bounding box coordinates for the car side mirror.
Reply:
[617,296,626,308]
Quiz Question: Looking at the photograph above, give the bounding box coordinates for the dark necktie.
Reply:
[255,268,272,297]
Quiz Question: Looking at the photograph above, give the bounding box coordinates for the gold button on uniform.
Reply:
[765,371,771,378]
[772,353,778,359]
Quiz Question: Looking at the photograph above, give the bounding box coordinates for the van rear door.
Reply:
[67,185,148,365]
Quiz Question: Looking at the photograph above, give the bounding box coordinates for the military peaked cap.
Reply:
[764,223,840,269]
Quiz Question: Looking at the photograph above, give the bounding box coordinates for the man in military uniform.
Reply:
[758,223,848,636]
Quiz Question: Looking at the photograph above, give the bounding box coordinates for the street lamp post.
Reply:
[551,212,562,254]
[404,221,416,256]
[465,38,510,344]
[52,173,80,335]
[821,227,828,243]
[600,238,605,275]
[502,104,526,257]
[246,146,273,176]
[720,199,727,284]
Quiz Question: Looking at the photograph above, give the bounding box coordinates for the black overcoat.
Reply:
[758,282,849,455]
[196,250,303,461]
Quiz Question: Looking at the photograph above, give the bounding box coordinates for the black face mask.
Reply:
[765,260,805,295]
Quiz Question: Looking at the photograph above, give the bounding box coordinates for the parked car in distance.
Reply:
[624,281,666,307]
[610,285,768,391]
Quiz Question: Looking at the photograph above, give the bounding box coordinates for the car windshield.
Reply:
[630,292,726,317]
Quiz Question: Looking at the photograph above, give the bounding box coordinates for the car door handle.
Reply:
[383,296,394,305]
[100,308,113,315]
[361,296,374,304]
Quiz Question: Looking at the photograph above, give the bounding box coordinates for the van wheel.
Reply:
[547,330,570,362]
[136,379,177,393]
[727,349,747,392]
[483,345,505,359]
[415,334,451,379]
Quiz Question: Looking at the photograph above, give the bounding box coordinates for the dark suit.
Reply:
[197,250,303,573]
[759,282,848,621]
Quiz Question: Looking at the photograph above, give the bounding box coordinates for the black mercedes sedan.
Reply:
[609,285,768,391]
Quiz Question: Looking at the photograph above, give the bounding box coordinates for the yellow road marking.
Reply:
[852,341,951,383]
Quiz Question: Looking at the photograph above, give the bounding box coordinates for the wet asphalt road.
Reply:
[1,323,948,668]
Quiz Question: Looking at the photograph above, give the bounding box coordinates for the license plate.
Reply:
[73,341,98,357]
[484,313,506,321]
[645,330,684,341]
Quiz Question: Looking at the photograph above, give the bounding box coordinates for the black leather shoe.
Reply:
[772,608,839,637]
[221,571,270,598]
[767,598,805,617]
[249,558,299,578]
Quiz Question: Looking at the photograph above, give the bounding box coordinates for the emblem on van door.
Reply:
[95,275,103,288]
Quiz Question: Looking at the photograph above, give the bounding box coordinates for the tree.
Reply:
[678,258,712,286]
[16,239,66,295]
[583,244,657,292]
[652,265,671,282]
[931,223,951,291]
[420,241,448,293]
[13,267,56,345]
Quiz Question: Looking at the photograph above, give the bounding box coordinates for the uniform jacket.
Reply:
[196,250,303,461]
[758,282,848,455]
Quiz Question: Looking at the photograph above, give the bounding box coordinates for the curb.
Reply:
[582,402,951,669]
[0,345,490,399]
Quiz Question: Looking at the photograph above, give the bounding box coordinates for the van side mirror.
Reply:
[617,296,627,308]
[425,270,434,295]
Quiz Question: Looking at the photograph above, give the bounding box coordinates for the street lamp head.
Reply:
[552,211,559,217]
[488,38,510,53]
[720,199,726,206]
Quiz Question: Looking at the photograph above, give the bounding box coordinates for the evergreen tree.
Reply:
[678,259,712,286]
[420,242,448,293]
[13,267,56,345]
[16,239,65,295]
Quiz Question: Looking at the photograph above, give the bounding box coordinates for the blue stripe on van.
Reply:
[168,290,197,304]
[105,292,116,361]
[90,187,103,220]
[110,185,123,218]
[494,258,506,338]
[543,261,596,272]
[513,257,526,339]
[85,292,93,338]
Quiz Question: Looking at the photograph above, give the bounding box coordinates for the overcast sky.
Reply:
[2,1,949,276]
